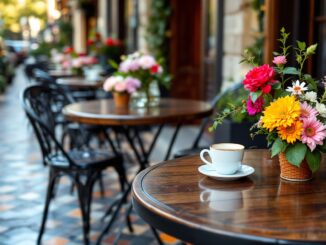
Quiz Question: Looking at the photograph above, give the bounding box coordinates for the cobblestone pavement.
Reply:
[0,65,209,245]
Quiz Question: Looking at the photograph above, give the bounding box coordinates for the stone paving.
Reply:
[0,65,211,245]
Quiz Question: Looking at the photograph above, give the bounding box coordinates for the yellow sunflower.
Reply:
[278,121,303,144]
[262,96,301,131]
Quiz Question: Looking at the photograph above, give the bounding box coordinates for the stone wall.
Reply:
[222,0,259,90]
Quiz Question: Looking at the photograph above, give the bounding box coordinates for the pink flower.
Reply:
[125,77,141,93]
[114,82,127,92]
[246,96,264,116]
[301,118,326,151]
[103,76,123,91]
[119,59,140,72]
[62,60,71,70]
[243,64,277,93]
[300,102,318,120]
[72,58,82,68]
[272,55,287,65]
[138,55,156,70]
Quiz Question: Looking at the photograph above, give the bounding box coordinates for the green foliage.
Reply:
[29,42,53,57]
[306,150,321,173]
[271,138,287,157]
[285,143,307,167]
[57,20,73,48]
[146,0,171,70]
[214,86,257,124]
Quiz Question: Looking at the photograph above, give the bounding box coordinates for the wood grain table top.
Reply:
[62,98,213,126]
[132,149,326,244]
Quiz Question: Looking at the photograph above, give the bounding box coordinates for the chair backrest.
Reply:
[33,68,56,85]
[191,82,243,148]
[21,85,77,167]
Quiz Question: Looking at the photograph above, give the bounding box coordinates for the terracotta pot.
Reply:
[278,153,312,181]
[113,92,130,108]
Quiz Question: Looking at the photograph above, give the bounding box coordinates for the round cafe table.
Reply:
[63,98,213,243]
[132,149,326,245]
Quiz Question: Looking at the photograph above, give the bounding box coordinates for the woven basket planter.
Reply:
[278,153,312,181]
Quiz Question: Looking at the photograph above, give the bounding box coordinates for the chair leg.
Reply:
[37,169,58,245]
[125,202,134,233]
[114,164,127,192]
[75,171,98,245]
[99,172,105,197]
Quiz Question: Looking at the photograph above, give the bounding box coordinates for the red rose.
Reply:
[150,64,160,74]
[105,38,114,46]
[243,64,276,93]
[105,38,121,46]
[63,46,73,54]
[87,39,94,46]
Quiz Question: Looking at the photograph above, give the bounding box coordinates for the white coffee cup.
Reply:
[200,143,244,175]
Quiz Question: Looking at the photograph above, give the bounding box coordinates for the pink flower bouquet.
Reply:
[211,28,326,177]
[109,52,171,104]
[103,76,141,94]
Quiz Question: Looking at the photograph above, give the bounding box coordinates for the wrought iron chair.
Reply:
[173,82,243,158]
[21,85,127,245]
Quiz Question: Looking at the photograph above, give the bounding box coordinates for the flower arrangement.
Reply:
[107,52,171,107]
[115,52,170,91]
[103,76,141,94]
[211,28,326,176]
[51,47,98,76]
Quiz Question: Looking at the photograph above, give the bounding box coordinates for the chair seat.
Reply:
[48,149,122,170]
[173,146,206,158]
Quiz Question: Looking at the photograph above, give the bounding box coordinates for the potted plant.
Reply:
[103,75,141,108]
[110,52,171,107]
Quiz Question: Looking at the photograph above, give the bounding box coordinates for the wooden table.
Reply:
[63,98,212,126]
[56,77,104,90]
[132,149,326,245]
[63,98,213,244]
[48,70,77,79]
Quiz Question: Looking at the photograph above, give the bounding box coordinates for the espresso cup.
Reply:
[200,143,244,175]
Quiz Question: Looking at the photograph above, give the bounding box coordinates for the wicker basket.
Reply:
[278,153,312,181]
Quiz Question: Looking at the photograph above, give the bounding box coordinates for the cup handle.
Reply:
[200,149,212,165]
[200,191,210,202]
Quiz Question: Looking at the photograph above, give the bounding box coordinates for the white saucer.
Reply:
[198,164,255,181]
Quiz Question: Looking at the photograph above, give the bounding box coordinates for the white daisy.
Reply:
[286,80,308,95]
[316,103,326,118]
[304,91,317,102]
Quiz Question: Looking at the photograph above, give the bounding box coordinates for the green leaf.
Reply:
[273,52,280,56]
[271,138,287,157]
[108,59,119,69]
[283,67,300,75]
[285,143,307,167]
[250,91,262,103]
[272,83,281,90]
[297,41,306,51]
[306,150,321,173]
[306,44,318,55]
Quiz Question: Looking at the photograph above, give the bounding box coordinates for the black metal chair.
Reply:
[21,85,127,245]
[173,82,242,158]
